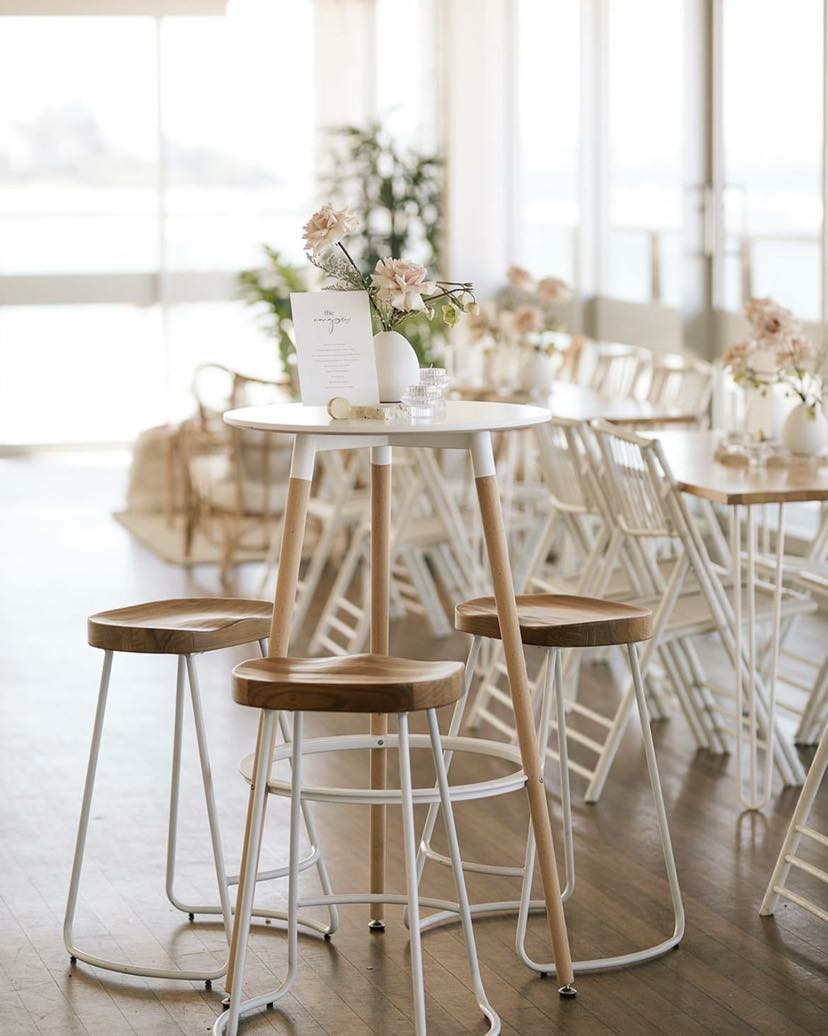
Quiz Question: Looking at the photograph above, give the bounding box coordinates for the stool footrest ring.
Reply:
[239,733,526,806]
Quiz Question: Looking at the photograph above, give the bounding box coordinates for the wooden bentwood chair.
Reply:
[214,653,501,1036]
[64,598,338,984]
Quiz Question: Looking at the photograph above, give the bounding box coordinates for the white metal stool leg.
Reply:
[426,709,501,1033]
[516,642,684,975]
[64,651,229,982]
[165,655,233,944]
[412,637,482,892]
[257,638,337,940]
[276,711,339,935]
[186,654,233,941]
[168,643,337,939]
[64,651,114,967]
[413,645,574,926]
[398,711,427,1035]
[221,709,279,1036]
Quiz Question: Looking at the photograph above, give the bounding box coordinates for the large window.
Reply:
[0,2,315,445]
[607,0,684,307]
[514,0,580,282]
[511,0,827,352]
[721,0,823,322]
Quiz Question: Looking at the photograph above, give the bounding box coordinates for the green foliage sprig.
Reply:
[237,247,306,393]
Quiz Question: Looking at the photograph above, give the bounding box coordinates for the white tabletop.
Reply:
[224,400,551,436]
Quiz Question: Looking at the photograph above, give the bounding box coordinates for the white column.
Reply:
[439,0,514,294]
[313,0,378,170]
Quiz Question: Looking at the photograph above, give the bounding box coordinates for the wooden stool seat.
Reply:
[232,653,465,713]
[87,598,272,654]
[455,593,653,648]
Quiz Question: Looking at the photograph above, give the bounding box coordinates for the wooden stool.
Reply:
[215,653,501,1036]
[64,598,337,985]
[412,593,684,977]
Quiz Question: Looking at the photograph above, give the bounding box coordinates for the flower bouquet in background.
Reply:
[723,297,827,456]
[466,265,573,393]
[302,202,476,401]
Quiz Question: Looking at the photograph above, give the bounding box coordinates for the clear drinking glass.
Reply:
[402,383,435,419]
[418,367,448,418]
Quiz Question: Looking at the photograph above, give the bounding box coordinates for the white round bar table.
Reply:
[221,400,576,995]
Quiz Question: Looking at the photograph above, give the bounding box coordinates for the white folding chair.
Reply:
[634,350,714,424]
[589,343,650,399]
[760,721,828,924]
[589,421,813,806]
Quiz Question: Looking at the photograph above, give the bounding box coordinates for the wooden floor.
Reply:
[1,454,827,1036]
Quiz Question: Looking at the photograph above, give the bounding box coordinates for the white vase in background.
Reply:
[742,346,784,441]
[373,330,420,402]
[743,384,783,441]
[519,351,556,396]
[782,402,828,456]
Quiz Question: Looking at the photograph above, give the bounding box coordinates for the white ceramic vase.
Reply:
[519,351,556,396]
[743,346,784,442]
[782,402,828,456]
[743,381,784,442]
[373,330,420,402]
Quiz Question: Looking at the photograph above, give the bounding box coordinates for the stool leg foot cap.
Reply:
[558,985,577,998]
[69,956,76,965]
[221,997,230,1009]
[266,1002,274,1010]
[187,913,195,922]
[368,920,385,932]
[204,980,212,990]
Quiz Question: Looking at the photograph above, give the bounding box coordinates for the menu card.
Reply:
[289,290,379,405]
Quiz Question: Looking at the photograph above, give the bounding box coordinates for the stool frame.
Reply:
[413,635,684,976]
[213,707,501,1036]
[64,642,338,984]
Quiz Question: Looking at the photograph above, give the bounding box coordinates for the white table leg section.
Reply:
[732,501,790,810]
[369,445,391,930]
[765,502,785,803]
[747,505,759,807]
[225,437,316,994]
[469,431,575,994]
[731,507,744,806]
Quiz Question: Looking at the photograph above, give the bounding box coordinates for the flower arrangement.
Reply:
[723,296,823,411]
[302,202,476,332]
[466,265,573,353]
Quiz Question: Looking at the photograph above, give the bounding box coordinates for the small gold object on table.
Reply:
[326,397,410,422]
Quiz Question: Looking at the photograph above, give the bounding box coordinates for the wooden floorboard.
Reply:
[1,455,826,1034]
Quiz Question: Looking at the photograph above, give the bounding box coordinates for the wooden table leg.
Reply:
[369,446,391,930]
[470,431,576,993]
[225,439,316,993]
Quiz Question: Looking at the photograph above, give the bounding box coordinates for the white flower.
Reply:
[722,339,751,376]
[513,304,543,335]
[506,265,534,291]
[537,277,572,305]
[744,296,799,344]
[371,257,436,313]
[302,203,358,257]
[777,333,814,371]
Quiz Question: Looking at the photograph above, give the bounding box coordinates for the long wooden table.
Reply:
[454,380,703,427]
